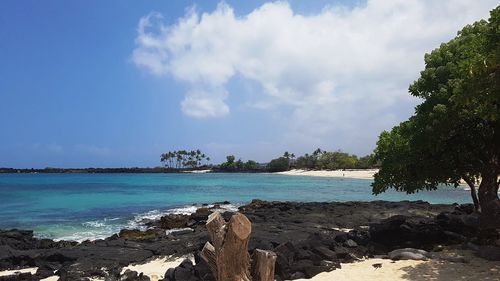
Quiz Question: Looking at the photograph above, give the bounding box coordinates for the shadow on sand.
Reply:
[399,254,500,281]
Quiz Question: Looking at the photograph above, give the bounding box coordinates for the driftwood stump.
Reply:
[200,212,276,281]
[251,249,277,281]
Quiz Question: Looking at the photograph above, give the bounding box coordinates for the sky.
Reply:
[0,0,497,168]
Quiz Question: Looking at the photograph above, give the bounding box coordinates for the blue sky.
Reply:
[0,1,496,168]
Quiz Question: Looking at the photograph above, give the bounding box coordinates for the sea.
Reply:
[0,173,471,242]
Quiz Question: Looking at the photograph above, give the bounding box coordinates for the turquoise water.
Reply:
[0,173,471,241]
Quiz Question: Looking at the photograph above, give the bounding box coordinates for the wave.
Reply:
[129,203,240,227]
[38,203,241,242]
[52,231,114,242]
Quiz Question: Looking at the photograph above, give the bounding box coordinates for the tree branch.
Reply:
[463,175,480,212]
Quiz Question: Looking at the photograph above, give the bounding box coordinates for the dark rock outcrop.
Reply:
[2,200,493,280]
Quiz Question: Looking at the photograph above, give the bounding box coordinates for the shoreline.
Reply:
[5,249,499,281]
[275,169,378,180]
[1,199,497,280]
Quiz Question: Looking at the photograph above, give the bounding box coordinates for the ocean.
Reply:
[0,173,471,241]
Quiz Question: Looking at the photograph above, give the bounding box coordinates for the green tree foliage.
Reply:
[219,155,260,171]
[372,7,500,225]
[295,153,317,169]
[357,155,375,169]
[294,148,375,170]
[160,150,210,169]
[220,155,237,171]
[267,157,290,172]
[316,151,358,170]
[244,160,258,170]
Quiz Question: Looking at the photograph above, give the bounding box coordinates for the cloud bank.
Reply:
[132,0,497,153]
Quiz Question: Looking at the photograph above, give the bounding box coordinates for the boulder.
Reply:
[118,229,160,240]
[120,269,151,281]
[345,239,358,248]
[388,248,429,261]
[190,208,211,222]
[370,215,448,249]
[289,271,306,279]
[160,215,190,229]
[161,259,199,281]
[312,246,337,260]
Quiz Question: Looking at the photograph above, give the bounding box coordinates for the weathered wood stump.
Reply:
[200,212,276,281]
[251,249,277,281]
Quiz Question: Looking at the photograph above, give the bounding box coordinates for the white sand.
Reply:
[277,169,378,180]
[185,169,212,173]
[297,249,500,281]
[40,277,59,281]
[1,256,191,281]
[0,267,38,277]
[121,255,193,281]
[39,275,102,281]
[40,275,59,281]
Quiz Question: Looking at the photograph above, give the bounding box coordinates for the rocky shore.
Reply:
[1,200,499,281]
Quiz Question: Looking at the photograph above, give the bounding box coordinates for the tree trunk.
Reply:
[251,249,276,281]
[478,170,500,228]
[201,212,252,281]
[200,212,277,281]
[463,176,480,212]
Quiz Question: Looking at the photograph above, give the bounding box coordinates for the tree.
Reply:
[220,155,237,171]
[219,155,260,171]
[226,155,236,164]
[290,153,296,168]
[295,153,316,169]
[372,7,500,226]
[244,160,258,170]
[235,159,244,170]
[356,154,375,169]
[160,149,209,169]
[315,150,358,170]
[267,157,290,172]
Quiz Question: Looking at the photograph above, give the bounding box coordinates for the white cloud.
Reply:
[181,88,230,118]
[132,0,497,152]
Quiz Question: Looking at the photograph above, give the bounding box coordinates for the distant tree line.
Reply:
[0,167,178,174]
[160,150,210,169]
[217,155,260,172]
[267,149,377,172]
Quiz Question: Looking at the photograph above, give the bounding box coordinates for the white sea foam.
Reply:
[130,203,240,226]
[82,221,106,228]
[37,203,241,242]
[165,228,194,235]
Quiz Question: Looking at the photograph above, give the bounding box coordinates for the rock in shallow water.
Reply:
[160,215,191,230]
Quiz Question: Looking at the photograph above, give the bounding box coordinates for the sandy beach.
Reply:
[121,255,194,281]
[0,267,37,277]
[276,169,378,180]
[3,248,498,281]
[113,248,500,281]
[298,248,500,281]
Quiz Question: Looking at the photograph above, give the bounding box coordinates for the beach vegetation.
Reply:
[372,7,500,225]
[160,150,210,169]
[294,149,376,170]
[267,157,291,172]
[219,155,260,172]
